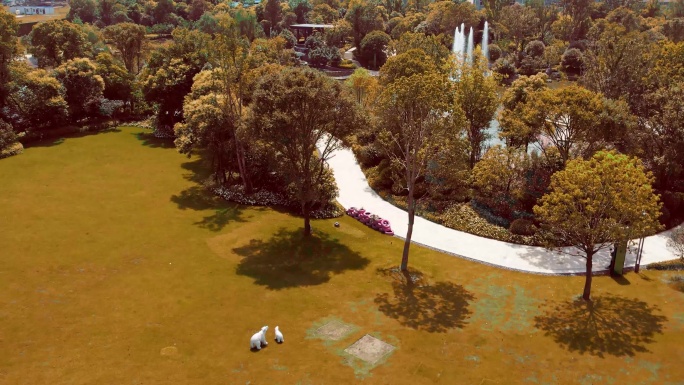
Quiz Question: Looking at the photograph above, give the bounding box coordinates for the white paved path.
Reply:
[323,145,681,275]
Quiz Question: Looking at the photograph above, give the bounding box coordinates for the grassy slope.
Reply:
[0,127,683,385]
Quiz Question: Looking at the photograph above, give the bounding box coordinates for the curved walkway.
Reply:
[323,145,681,275]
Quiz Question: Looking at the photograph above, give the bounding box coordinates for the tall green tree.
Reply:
[67,0,97,24]
[498,73,548,149]
[534,151,662,301]
[523,85,605,165]
[189,0,213,21]
[483,0,509,21]
[251,67,362,236]
[526,0,558,42]
[53,58,105,122]
[309,4,338,24]
[376,69,464,271]
[379,48,440,86]
[29,20,91,68]
[141,28,210,131]
[345,0,385,47]
[208,15,253,189]
[453,51,499,168]
[472,145,530,216]
[386,32,452,67]
[230,7,263,42]
[174,78,234,184]
[288,0,313,23]
[264,0,283,34]
[153,0,176,24]
[558,0,593,41]
[104,22,147,74]
[499,3,540,53]
[359,30,390,69]
[98,0,118,26]
[424,1,480,37]
[582,24,656,116]
[94,53,134,106]
[345,68,378,108]
[5,64,68,132]
[670,0,684,18]
[0,8,19,120]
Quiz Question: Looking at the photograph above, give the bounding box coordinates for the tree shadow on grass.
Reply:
[233,228,370,289]
[195,205,247,231]
[168,151,250,232]
[23,127,121,148]
[171,185,219,210]
[534,294,667,357]
[170,186,248,231]
[133,132,175,149]
[180,157,211,183]
[374,268,475,333]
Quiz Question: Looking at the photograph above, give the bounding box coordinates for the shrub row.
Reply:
[19,121,120,145]
[647,260,684,271]
[213,185,343,219]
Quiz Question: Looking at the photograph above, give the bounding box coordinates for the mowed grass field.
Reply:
[0,127,683,385]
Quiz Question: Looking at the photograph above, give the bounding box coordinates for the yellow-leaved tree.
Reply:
[376,68,466,272]
[534,150,662,301]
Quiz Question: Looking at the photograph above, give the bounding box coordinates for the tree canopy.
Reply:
[534,151,662,300]
[251,67,363,236]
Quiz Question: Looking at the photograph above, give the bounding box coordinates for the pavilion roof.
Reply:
[289,24,334,29]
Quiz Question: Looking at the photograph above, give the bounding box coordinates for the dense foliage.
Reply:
[1,0,683,262]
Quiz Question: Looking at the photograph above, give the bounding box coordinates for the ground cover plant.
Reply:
[0,127,683,384]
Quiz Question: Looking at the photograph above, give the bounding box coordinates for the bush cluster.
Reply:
[442,204,543,245]
[509,218,537,236]
[337,59,356,69]
[213,185,343,219]
[0,142,23,159]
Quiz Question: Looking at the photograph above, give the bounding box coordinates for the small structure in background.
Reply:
[10,5,55,15]
[289,24,333,43]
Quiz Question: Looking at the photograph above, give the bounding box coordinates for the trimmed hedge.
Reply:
[213,185,344,219]
[509,218,537,236]
[19,121,121,145]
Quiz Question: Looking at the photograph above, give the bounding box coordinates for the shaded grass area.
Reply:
[0,126,683,385]
[233,228,370,289]
[534,295,667,358]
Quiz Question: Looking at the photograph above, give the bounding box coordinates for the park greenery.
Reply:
[1,126,682,383]
[1,0,684,296]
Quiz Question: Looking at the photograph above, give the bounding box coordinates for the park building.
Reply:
[9,5,55,15]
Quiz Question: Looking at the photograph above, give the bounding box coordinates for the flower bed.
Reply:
[213,185,343,219]
[345,207,394,235]
[128,119,175,138]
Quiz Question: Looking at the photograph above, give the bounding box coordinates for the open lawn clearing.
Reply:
[0,127,683,384]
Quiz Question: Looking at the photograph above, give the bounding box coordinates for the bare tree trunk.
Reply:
[582,250,593,301]
[401,189,415,271]
[469,127,479,168]
[235,139,252,193]
[303,200,311,237]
